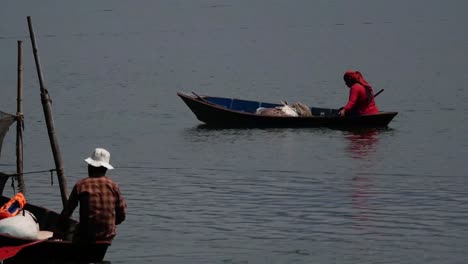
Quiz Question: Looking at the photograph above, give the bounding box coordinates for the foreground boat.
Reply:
[0,195,110,263]
[177,92,398,128]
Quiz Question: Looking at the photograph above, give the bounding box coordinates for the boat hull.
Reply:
[0,196,110,263]
[177,92,398,128]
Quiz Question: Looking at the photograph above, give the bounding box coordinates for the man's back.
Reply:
[74,175,126,241]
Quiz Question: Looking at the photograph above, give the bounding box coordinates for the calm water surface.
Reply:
[1,1,467,263]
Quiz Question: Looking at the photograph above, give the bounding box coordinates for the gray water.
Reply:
[1,1,467,263]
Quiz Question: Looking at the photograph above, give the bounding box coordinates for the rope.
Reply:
[8,169,57,178]
[41,89,53,104]
[15,112,25,130]
[8,169,57,186]
[2,169,57,194]
[10,174,16,193]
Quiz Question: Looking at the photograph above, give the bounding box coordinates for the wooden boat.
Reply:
[0,135,110,262]
[0,196,111,263]
[177,92,398,128]
[0,17,111,262]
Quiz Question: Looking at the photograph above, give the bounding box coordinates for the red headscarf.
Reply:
[343,70,373,103]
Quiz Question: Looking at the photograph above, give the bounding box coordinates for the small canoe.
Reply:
[177,92,398,128]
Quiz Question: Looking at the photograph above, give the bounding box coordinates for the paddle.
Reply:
[0,239,46,260]
[192,92,209,103]
[191,92,217,106]
[374,88,384,98]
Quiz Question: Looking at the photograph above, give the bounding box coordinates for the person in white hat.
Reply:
[56,148,127,242]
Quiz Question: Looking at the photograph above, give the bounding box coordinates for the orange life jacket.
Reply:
[0,192,27,219]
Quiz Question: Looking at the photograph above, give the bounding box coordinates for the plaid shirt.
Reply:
[62,175,127,241]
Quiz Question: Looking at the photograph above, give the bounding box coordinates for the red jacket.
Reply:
[343,83,379,115]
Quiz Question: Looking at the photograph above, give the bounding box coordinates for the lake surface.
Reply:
[1,1,467,263]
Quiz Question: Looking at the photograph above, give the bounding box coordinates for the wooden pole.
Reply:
[27,16,68,207]
[16,40,25,194]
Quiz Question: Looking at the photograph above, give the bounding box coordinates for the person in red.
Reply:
[338,70,379,116]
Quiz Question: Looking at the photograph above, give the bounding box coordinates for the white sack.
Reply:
[0,210,39,240]
[278,104,299,117]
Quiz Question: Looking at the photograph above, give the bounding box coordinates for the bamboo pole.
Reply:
[16,40,25,194]
[27,16,68,207]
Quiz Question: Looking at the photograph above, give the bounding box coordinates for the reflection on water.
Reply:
[183,125,258,143]
[344,129,381,227]
[183,124,315,143]
[351,175,374,225]
[343,128,385,160]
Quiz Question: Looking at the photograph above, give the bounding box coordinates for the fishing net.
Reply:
[0,111,16,158]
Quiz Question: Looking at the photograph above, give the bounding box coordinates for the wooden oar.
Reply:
[374,88,384,98]
[192,92,216,105]
[0,240,46,260]
[192,92,208,102]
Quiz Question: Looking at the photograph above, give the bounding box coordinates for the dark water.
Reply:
[1,1,467,263]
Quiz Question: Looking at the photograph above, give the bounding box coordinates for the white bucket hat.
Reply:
[85,148,114,169]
